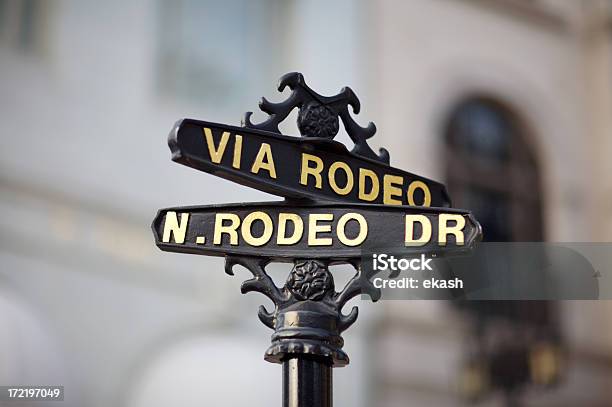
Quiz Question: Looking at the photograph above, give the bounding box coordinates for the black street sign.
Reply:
[153,72,482,407]
[152,202,480,261]
[169,119,452,207]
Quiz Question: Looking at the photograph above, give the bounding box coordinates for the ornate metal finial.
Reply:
[225,257,381,366]
[243,72,390,164]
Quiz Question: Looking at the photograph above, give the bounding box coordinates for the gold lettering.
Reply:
[277,213,303,245]
[405,214,432,246]
[232,134,243,169]
[213,213,240,245]
[328,161,354,195]
[407,180,432,207]
[203,127,229,164]
[438,214,466,246]
[383,174,403,205]
[358,168,379,201]
[300,153,323,189]
[241,211,273,247]
[251,143,277,178]
[337,213,368,246]
[308,214,333,246]
[162,211,189,244]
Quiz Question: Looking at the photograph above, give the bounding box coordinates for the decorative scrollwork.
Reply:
[243,72,390,164]
[224,256,381,366]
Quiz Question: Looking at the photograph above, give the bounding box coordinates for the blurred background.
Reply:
[1,0,611,406]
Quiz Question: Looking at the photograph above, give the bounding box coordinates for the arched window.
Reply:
[444,97,561,400]
[444,97,543,242]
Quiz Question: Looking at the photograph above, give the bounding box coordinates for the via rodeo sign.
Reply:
[152,73,481,385]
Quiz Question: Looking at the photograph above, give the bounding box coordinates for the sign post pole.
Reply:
[222,255,374,407]
[152,72,481,406]
[283,354,332,407]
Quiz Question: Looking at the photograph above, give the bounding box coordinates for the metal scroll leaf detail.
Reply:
[225,256,381,366]
[243,72,390,164]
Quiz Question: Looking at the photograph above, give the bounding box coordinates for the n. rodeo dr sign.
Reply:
[153,202,480,260]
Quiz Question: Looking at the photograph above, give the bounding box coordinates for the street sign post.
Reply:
[152,72,482,407]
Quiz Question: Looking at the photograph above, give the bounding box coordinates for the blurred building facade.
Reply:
[0,1,611,406]
[367,1,612,405]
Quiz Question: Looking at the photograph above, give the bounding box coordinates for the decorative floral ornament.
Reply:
[297,102,340,139]
[243,72,390,163]
[286,260,334,301]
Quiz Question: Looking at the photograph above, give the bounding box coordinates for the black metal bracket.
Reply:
[243,72,390,164]
[225,257,380,367]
